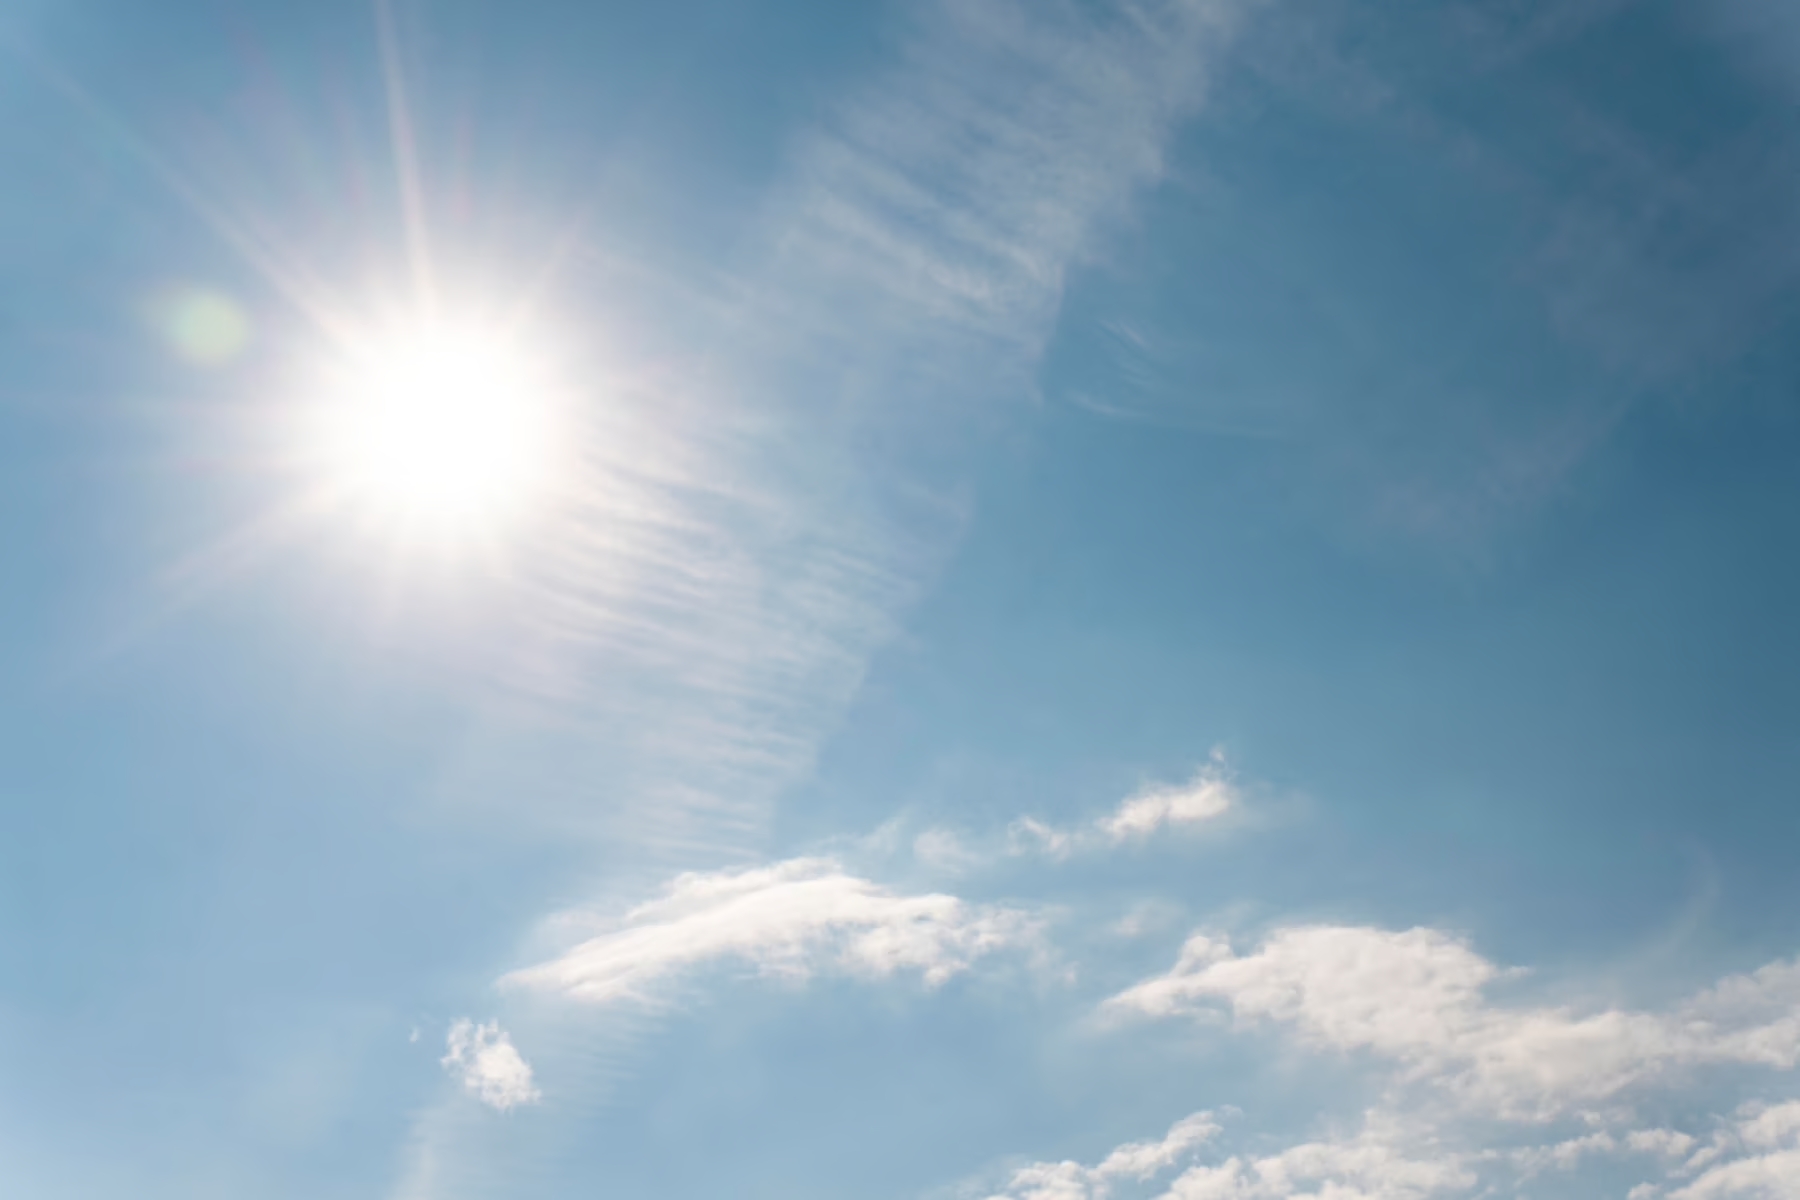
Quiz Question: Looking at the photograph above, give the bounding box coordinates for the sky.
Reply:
[5,0,1800,1197]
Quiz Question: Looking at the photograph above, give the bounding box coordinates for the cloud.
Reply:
[991,924,1800,1200]
[388,0,1263,1189]
[977,1105,1763,1200]
[1010,758,1241,861]
[1161,1119,1474,1200]
[390,0,1268,1185]
[441,1020,540,1112]
[1110,924,1800,1119]
[504,858,1041,1005]
[983,1109,1474,1200]
[772,0,1258,356]
[1653,1101,1800,1199]
[1097,772,1237,842]
[460,0,1265,862]
[987,1111,1223,1200]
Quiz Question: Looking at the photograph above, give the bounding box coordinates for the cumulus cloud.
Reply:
[1659,1101,1800,1199]
[984,1109,1475,1200]
[979,1105,1771,1200]
[1029,922,1800,1199]
[503,857,1041,1005]
[1099,770,1237,842]
[1162,1120,1474,1200]
[987,1111,1223,1200]
[441,1020,541,1111]
[1009,758,1240,861]
[1109,924,1800,1119]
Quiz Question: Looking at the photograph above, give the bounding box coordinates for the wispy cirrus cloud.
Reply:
[471,0,1266,859]
[766,0,1257,356]
[504,857,1043,1006]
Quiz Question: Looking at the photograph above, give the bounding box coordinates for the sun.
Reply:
[308,315,565,539]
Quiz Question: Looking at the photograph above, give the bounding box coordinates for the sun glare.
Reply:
[310,317,564,539]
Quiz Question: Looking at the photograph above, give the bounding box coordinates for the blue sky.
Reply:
[6,0,1800,1197]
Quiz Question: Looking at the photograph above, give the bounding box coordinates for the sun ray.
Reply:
[374,0,437,314]
[1,32,362,349]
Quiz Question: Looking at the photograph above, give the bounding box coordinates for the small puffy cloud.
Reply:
[442,1020,540,1111]
[987,1111,1223,1200]
[504,857,1040,1005]
[1098,770,1236,842]
[1161,1122,1475,1200]
[1010,757,1240,861]
[1110,924,1800,1119]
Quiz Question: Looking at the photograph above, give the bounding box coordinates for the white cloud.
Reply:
[1110,924,1800,1119]
[1632,1129,1700,1158]
[984,1110,1473,1200]
[1010,758,1241,861]
[390,0,1262,1188]
[977,1105,1777,1200]
[441,1020,540,1112]
[987,1111,1223,1200]
[1510,1130,1619,1177]
[1656,1102,1800,1199]
[1098,771,1237,842]
[1162,1121,1474,1200]
[504,857,1041,1005]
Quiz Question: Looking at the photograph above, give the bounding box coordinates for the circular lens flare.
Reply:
[312,318,563,537]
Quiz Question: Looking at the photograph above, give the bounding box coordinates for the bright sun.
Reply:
[310,317,564,538]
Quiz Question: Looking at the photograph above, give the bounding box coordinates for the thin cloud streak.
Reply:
[505,857,1042,1006]
[489,0,1266,857]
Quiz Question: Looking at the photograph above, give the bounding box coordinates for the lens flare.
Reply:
[154,285,252,366]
